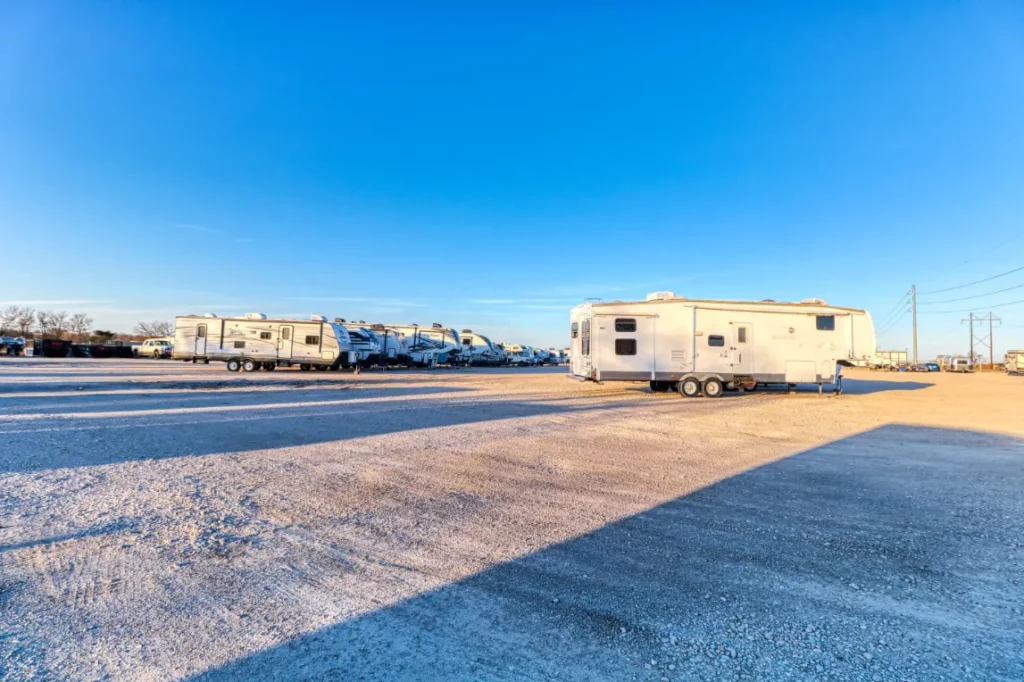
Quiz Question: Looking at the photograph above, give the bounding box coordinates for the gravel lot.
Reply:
[1,359,1022,681]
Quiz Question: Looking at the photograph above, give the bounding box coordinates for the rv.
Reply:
[504,344,536,366]
[947,355,972,373]
[459,329,504,366]
[373,323,464,366]
[338,323,383,368]
[173,313,357,372]
[569,292,876,396]
[872,350,908,370]
[1006,350,1024,375]
[548,348,568,364]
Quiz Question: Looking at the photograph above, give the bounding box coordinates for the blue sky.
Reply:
[2,2,1023,354]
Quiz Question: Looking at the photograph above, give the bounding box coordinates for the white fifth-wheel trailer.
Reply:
[568,292,876,397]
[173,313,357,372]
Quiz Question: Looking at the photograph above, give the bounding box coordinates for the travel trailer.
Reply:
[338,322,383,368]
[375,323,464,366]
[569,292,876,396]
[173,313,357,371]
[947,355,972,373]
[871,350,908,370]
[459,329,504,366]
[548,348,568,364]
[1006,350,1023,375]
[503,343,536,367]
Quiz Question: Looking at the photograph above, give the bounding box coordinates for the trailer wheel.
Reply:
[702,378,723,398]
[242,358,259,372]
[299,364,311,371]
[314,365,328,371]
[649,380,672,393]
[678,377,701,397]
[742,384,757,392]
[226,358,242,372]
[262,362,276,371]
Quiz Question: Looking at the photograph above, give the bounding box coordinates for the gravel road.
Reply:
[0,359,1021,681]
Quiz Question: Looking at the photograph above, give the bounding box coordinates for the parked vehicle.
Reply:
[872,350,907,370]
[459,329,504,366]
[1,336,26,356]
[33,338,73,358]
[947,356,972,373]
[925,362,940,372]
[504,344,536,367]
[135,338,174,359]
[372,323,464,366]
[909,364,929,372]
[569,292,876,396]
[172,313,356,371]
[1007,350,1024,375]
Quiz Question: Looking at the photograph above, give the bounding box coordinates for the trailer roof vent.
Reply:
[358,320,366,324]
[800,298,828,305]
[202,313,218,318]
[371,324,385,331]
[432,322,442,328]
[335,318,346,323]
[646,291,676,301]
[760,299,776,303]
[310,314,327,322]
[245,312,267,320]
[462,328,472,333]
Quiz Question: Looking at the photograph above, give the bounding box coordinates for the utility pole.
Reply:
[961,312,1001,368]
[911,284,918,364]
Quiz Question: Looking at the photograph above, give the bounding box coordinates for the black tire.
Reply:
[742,384,757,392]
[702,377,724,398]
[226,358,242,372]
[263,362,276,371]
[152,351,161,360]
[649,380,672,393]
[242,358,259,372]
[314,365,328,371]
[678,377,701,397]
[299,364,311,371]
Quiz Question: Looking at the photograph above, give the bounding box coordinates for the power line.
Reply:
[876,291,910,328]
[919,265,1024,295]
[918,282,1024,305]
[878,307,910,336]
[918,297,1024,315]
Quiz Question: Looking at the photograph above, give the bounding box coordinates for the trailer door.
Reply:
[279,326,294,360]
[594,314,655,380]
[195,324,207,356]
[731,323,752,374]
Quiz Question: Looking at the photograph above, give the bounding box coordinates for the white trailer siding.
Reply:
[173,316,353,367]
[571,297,874,387]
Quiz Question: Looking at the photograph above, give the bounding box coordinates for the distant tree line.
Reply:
[0,306,172,342]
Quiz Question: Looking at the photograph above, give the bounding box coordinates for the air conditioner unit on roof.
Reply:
[245,312,267,320]
[646,291,676,301]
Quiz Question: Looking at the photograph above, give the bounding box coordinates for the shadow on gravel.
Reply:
[188,424,1024,682]
[0,394,640,475]
[0,385,472,416]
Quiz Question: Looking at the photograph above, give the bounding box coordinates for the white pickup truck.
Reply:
[135,338,174,359]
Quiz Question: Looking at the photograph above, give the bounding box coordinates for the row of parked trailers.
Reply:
[171,314,567,372]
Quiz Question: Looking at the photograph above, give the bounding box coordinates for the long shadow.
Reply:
[839,378,933,394]
[0,376,427,395]
[0,394,638,475]
[0,385,471,417]
[188,425,1024,681]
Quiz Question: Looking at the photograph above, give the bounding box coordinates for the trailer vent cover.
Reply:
[203,313,218,318]
[801,298,828,305]
[335,318,346,323]
[245,312,267,320]
[310,314,327,322]
[432,323,442,328]
[646,291,676,301]
[462,329,472,333]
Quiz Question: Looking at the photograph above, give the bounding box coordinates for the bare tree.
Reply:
[37,310,70,338]
[134,320,174,338]
[15,308,36,337]
[0,305,20,335]
[68,313,94,342]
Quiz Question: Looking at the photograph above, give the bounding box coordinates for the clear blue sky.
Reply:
[2,2,1022,354]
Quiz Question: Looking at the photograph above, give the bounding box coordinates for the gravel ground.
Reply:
[0,359,1021,681]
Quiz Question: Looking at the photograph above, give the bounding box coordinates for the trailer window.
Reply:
[737,327,747,343]
[281,328,291,340]
[197,326,206,338]
[816,315,835,331]
[615,339,637,355]
[234,341,245,349]
[304,335,320,345]
[260,331,271,340]
[571,322,578,338]
[582,320,590,356]
[708,335,725,347]
[615,318,636,332]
